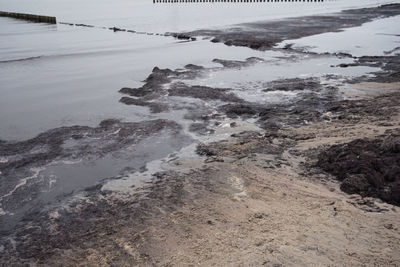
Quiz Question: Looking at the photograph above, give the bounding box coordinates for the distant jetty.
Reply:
[153,0,326,3]
[0,11,56,24]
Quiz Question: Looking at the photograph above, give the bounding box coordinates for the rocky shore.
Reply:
[1,4,400,266]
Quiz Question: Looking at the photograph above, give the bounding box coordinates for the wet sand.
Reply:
[1,3,400,266]
[2,76,399,266]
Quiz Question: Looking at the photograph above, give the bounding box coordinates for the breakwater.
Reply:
[0,11,56,23]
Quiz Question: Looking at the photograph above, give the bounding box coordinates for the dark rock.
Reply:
[384,223,394,229]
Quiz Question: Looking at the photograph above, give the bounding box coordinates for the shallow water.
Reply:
[0,127,192,231]
[279,15,400,57]
[182,55,380,104]
[0,19,266,140]
[0,0,398,140]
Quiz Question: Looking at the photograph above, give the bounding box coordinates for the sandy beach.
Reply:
[1,2,400,266]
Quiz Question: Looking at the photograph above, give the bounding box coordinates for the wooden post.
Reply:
[0,11,56,24]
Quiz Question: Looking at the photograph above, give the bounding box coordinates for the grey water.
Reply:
[0,0,397,140]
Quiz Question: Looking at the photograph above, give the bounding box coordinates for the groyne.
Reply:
[0,11,56,24]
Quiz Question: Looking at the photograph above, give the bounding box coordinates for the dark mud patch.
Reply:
[119,58,261,113]
[118,65,208,113]
[169,82,243,103]
[119,96,169,113]
[263,77,322,92]
[189,122,215,135]
[326,91,400,122]
[216,76,337,126]
[219,103,264,119]
[212,57,264,68]
[185,4,400,51]
[345,54,400,83]
[120,54,398,136]
[196,131,287,160]
[317,135,400,206]
[118,59,263,113]
[0,166,238,265]
[0,119,190,233]
[0,119,181,176]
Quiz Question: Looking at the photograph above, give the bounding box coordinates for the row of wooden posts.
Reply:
[1,0,330,24]
[0,11,56,24]
[154,0,326,2]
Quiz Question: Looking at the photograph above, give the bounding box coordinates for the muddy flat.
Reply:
[1,3,400,266]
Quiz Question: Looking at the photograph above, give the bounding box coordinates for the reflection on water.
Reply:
[279,15,400,57]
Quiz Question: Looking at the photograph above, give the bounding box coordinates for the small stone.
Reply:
[255,241,264,247]
[254,213,264,219]
[384,224,393,230]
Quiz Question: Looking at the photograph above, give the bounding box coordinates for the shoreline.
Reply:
[184,3,400,50]
[1,3,400,265]
[2,81,399,265]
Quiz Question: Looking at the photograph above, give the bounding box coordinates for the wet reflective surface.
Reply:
[279,15,400,57]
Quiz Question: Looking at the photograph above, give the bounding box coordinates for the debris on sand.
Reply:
[317,135,400,206]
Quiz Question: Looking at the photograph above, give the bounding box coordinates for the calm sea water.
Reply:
[0,0,398,141]
[1,0,397,32]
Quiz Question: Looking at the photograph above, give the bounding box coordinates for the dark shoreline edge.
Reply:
[2,78,399,265]
[177,3,400,50]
